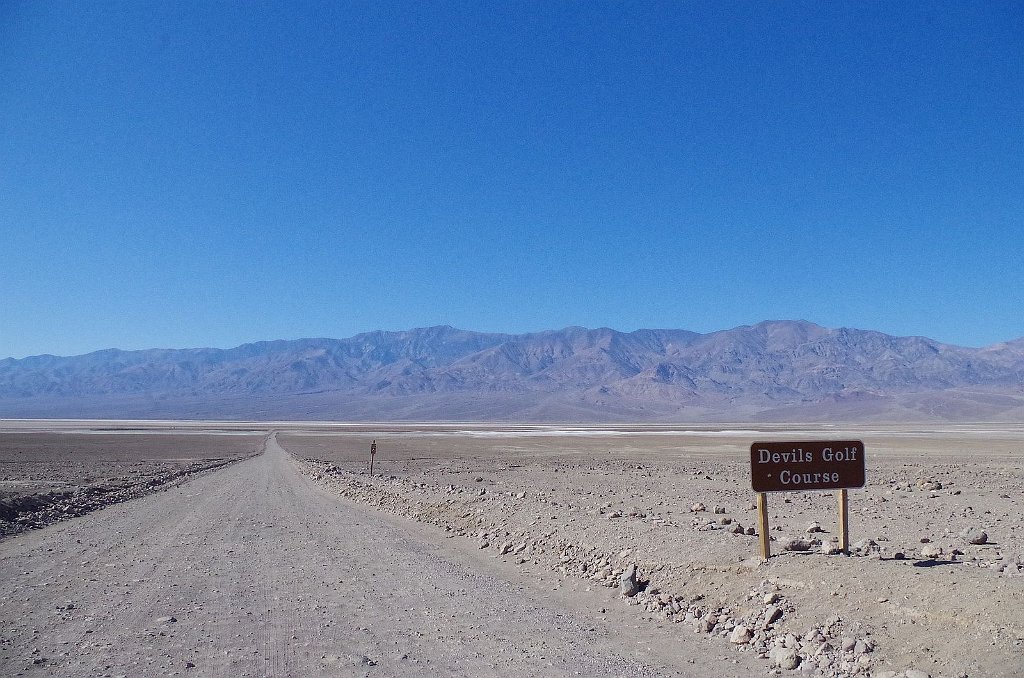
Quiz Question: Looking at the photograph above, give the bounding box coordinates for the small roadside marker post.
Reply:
[750,440,865,562]
[369,440,377,476]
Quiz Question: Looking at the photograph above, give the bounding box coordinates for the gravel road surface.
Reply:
[0,435,761,677]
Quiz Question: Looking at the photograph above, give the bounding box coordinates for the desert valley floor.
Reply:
[1,420,1022,677]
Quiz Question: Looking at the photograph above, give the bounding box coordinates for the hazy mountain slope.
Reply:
[2,321,1023,421]
[0,327,510,399]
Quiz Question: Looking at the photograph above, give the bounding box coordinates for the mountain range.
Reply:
[3,321,1024,422]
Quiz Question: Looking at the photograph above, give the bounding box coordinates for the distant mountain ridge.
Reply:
[3,321,1024,421]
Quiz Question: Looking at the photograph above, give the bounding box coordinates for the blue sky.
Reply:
[2,1,1022,359]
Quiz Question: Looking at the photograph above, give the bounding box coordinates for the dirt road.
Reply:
[0,435,762,677]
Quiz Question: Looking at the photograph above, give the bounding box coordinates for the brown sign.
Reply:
[750,440,865,493]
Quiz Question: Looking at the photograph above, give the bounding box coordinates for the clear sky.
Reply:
[2,1,1022,359]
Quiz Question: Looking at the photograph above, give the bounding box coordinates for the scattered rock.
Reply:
[919,544,944,559]
[961,527,988,545]
[619,564,641,597]
[729,624,752,644]
[769,646,800,670]
[782,538,813,552]
[694,617,715,634]
[851,539,878,555]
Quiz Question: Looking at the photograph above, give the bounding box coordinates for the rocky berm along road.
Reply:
[0,435,767,677]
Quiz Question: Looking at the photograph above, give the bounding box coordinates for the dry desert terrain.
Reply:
[1,420,1022,677]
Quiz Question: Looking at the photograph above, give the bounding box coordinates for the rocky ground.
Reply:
[0,432,264,536]
[0,433,769,678]
[2,422,1021,677]
[281,425,1024,678]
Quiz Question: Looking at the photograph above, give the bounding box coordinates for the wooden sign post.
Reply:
[837,488,849,553]
[757,492,771,561]
[750,440,865,561]
[369,439,377,476]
